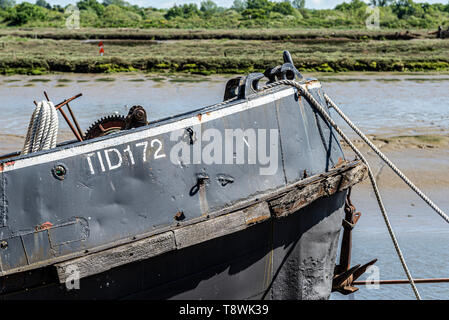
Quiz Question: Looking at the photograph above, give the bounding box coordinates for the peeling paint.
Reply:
[35,222,53,232]
[245,215,270,225]
[0,161,14,173]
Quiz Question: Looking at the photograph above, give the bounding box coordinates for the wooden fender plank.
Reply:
[174,202,271,249]
[55,202,271,283]
[55,231,176,284]
[269,161,367,218]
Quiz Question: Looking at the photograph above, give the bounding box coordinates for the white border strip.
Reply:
[2,83,320,173]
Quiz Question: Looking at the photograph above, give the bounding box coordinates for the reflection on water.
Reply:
[0,73,448,300]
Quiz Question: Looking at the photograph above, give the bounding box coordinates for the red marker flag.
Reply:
[98,41,105,56]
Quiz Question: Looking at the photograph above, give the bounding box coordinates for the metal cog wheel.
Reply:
[84,114,126,140]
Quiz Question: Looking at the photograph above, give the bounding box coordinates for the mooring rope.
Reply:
[259,79,421,300]
[22,100,59,155]
[324,93,449,225]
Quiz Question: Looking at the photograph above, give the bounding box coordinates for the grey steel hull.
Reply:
[0,78,364,299]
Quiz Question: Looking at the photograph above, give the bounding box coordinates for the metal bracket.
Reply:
[223,77,243,101]
[265,50,303,84]
[124,105,148,130]
[224,50,303,99]
[239,72,265,99]
[333,259,378,295]
[217,174,234,187]
[332,188,377,295]
[189,173,210,196]
[223,73,265,100]
[185,127,195,145]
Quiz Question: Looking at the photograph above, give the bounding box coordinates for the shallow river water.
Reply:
[0,73,448,145]
[0,73,448,300]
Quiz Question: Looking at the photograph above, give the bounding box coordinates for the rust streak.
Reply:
[246,215,270,225]
[334,157,346,168]
[288,198,311,213]
[35,221,53,232]
[306,80,319,85]
[1,161,15,172]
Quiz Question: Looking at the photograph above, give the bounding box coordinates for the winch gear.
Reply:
[84,114,127,140]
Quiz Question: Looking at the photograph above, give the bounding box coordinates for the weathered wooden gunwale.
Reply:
[54,160,367,284]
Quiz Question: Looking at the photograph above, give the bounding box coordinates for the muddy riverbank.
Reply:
[1,33,449,74]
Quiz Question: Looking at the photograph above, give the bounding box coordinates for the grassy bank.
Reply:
[0,28,437,41]
[0,30,448,75]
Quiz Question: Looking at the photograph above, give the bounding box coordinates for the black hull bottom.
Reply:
[1,191,346,300]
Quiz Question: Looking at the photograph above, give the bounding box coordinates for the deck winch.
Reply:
[84,105,149,140]
[23,91,149,150]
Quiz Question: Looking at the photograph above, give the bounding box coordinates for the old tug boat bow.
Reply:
[0,51,447,300]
